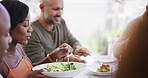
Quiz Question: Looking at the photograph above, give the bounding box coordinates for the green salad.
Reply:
[44,63,77,72]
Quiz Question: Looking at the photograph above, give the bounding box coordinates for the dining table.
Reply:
[73,55,118,78]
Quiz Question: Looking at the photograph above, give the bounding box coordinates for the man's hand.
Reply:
[74,47,91,57]
[63,55,86,63]
[49,43,73,61]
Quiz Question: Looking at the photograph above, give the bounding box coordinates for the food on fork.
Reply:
[97,64,110,72]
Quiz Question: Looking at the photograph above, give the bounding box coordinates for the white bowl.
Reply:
[32,62,86,78]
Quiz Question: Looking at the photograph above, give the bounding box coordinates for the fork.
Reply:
[67,53,73,70]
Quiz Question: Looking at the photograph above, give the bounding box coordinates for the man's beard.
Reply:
[45,18,55,25]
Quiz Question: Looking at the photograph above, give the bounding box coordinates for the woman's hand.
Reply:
[74,47,91,57]
[49,43,73,61]
[27,69,50,78]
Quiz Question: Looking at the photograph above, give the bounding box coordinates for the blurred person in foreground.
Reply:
[0,3,11,78]
[114,6,148,78]
[113,6,148,59]
[0,0,50,78]
[23,0,90,64]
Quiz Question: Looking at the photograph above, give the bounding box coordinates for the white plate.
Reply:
[32,62,86,78]
[88,63,117,76]
[96,55,117,64]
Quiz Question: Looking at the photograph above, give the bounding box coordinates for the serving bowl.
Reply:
[32,62,86,78]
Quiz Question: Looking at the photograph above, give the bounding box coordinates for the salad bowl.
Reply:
[32,62,86,78]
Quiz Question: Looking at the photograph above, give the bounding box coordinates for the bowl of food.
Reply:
[32,62,86,78]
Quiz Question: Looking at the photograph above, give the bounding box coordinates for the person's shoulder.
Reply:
[60,18,65,21]
[130,16,142,24]
[16,44,27,56]
[126,16,142,29]
[59,18,66,24]
[31,20,39,27]
[31,20,42,32]
[58,18,68,29]
[133,16,142,23]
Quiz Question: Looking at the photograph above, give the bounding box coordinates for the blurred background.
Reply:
[14,0,148,56]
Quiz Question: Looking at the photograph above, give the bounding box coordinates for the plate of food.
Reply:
[96,55,117,64]
[88,63,117,75]
[32,62,86,78]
